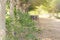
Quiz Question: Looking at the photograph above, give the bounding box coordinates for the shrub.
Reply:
[6,11,40,40]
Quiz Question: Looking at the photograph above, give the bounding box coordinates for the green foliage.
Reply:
[6,10,40,40]
[17,11,35,26]
[25,33,37,40]
[6,0,10,9]
[28,5,37,11]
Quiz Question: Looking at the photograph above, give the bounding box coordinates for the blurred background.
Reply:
[0,0,60,40]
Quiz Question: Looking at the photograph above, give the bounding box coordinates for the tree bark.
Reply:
[10,0,15,18]
[0,0,6,40]
[16,0,31,13]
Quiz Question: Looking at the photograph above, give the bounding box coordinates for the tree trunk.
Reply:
[16,0,31,13]
[10,0,15,18]
[0,0,6,40]
[16,0,20,10]
[16,0,23,12]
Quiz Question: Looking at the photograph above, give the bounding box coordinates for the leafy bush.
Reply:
[6,10,40,40]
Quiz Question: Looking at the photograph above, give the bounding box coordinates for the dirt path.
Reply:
[37,18,60,40]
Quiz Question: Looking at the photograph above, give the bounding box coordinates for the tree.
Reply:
[54,0,60,17]
[41,0,56,17]
[16,0,49,13]
[16,0,31,13]
[0,0,6,40]
[10,0,15,18]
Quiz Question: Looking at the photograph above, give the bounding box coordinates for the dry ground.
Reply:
[37,18,60,40]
